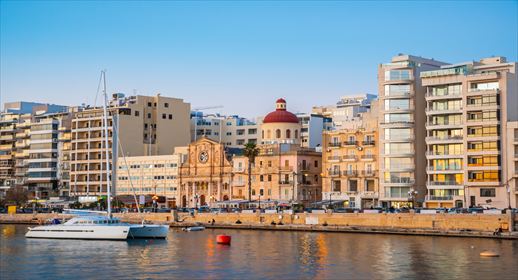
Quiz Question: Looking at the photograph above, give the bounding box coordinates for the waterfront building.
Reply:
[312,94,376,129]
[296,113,333,148]
[420,57,518,208]
[507,121,518,208]
[70,94,190,200]
[240,143,322,207]
[378,55,448,208]
[0,102,71,199]
[191,113,260,148]
[178,137,235,208]
[321,101,379,209]
[115,152,186,208]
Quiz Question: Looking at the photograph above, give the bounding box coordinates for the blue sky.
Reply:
[1,1,517,118]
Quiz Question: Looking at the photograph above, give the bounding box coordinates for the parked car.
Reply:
[467,207,484,214]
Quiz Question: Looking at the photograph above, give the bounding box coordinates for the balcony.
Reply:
[425,107,463,115]
[343,155,357,161]
[343,141,358,147]
[343,170,358,176]
[360,155,376,161]
[425,135,463,143]
[426,151,463,158]
[278,180,292,185]
[327,156,341,162]
[427,181,463,187]
[361,170,378,177]
[328,142,341,148]
[329,170,341,177]
[383,178,415,185]
[426,195,453,201]
[362,140,375,146]
[427,167,463,173]
[426,121,462,129]
[466,88,499,96]
[425,91,462,101]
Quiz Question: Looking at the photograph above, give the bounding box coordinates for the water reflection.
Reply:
[1,225,517,279]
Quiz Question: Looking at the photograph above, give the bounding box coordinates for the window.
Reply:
[385,99,410,110]
[480,188,496,197]
[268,175,272,181]
[169,114,172,120]
[260,175,264,182]
[314,161,318,168]
[268,161,272,167]
[286,129,291,138]
[135,111,140,117]
[294,130,298,139]
[147,102,152,107]
[164,103,169,108]
[162,114,166,119]
[276,129,281,139]
[385,84,410,97]
[384,70,411,81]
[147,113,151,119]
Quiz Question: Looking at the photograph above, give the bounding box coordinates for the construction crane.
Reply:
[192,105,223,111]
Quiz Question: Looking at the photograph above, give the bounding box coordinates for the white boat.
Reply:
[183,226,206,232]
[128,224,169,239]
[26,215,130,240]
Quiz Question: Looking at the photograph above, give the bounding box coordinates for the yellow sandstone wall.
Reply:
[1,212,511,233]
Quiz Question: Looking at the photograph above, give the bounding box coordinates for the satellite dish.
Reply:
[357,146,363,151]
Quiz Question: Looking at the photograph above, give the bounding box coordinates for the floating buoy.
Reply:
[480,251,499,257]
[216,235,231,245]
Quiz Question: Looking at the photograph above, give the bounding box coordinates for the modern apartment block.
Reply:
[313,94,376,129]
[70,94,190,200]
[507,121,518,208]
[191,112,260,147]
[296,113,333,148]
[420,57,517,209]
[116,151,186,208]
[0,102,70,199]
[378,55,448,208]
[321,101,379,209]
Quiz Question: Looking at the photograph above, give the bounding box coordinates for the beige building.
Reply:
[70,94,190,199]
[0,102,72,199]
[321,102,379,209]
[178,137,234,208]
[378,55,447,208]
[116,153,186,208]
[420,57,517,208]
[233,144,322,207]
[507,121,518,208]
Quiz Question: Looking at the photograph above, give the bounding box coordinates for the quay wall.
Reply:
[2,212,515,234]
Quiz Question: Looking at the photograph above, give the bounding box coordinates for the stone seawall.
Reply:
[2,212,516,239]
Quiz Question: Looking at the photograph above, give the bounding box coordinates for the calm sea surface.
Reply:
[1,224,517,279]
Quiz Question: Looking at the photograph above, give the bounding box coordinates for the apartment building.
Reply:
[70,94,190,199]
[296,113,333,148]
[321,101,379,209]
[507,121,518,208]
[232,143,322,207]
[378,55,448,208]
[0,102,70,199]
[313,94,376,129]
[116,151,186,208]
[420,57,517,208]
[191,113,260,147]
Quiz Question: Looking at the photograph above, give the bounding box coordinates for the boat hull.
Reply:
[25,225,130,240]
[128,225,169,239]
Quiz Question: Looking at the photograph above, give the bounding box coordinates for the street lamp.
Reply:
[408,189,418,209]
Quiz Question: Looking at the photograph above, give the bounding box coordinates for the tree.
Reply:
[243,142,259,203]
[4,187,29,207]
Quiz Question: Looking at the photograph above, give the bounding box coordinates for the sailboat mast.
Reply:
[101,71,112,216]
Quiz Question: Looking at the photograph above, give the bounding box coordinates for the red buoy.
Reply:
[216,235,231,245]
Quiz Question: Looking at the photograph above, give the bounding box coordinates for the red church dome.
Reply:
[263,98,299,124]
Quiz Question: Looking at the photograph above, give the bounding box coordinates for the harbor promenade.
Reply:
[2,211,516,239]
